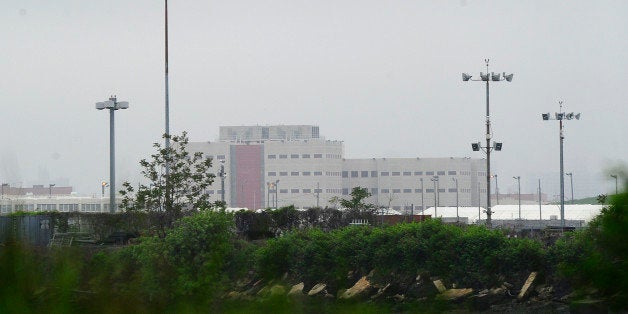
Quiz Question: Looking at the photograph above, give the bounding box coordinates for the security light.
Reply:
[462,73,472,81]
[542,113,550,120]
[471,142,480,151]
[493,142,502,151]
[555,113,564,120]
[117,101,129,109]
[480,72,489,81]
[575,113,581,120]
[504,73,514,82]
[491,72,501,81]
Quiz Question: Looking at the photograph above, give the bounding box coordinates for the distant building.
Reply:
[1,184,72,197]
[188,125,488,211]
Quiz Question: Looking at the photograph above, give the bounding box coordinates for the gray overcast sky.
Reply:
[1,0,626,199]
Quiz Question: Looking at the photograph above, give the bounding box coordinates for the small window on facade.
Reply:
[314,171,322,176]
[291,189,299,193]
[351,171,358,178]
[342,171,348,178]
[303,171,311,176]
[403,189,412,193]
[303,189,311,193]
[414,171,423,176]
[448,188,457,192]
[426,171,434,176]
[393,189,401,193]
[291,154,299,159]
[381,172,389,176]
[438,188,445,193]
[314,154,323,158]
[403,171,411,176]
[342,188,349,195]
[437,171,446,176]
[448,171,457,175]
[381,189,389,194]
[302,154,310,158]
[280,189,288,193]
[414,189,422,193]
[392,172,400,176]
[268,172,276,176]
[426,188,434,193]
[279,154,288,159]
[371,171,378,177]
[268,154,276,159]
[280,172,288,176]
[371,188,378,194]
[217,155,226,160]
[291,172,299,176]
[361,171,369,178]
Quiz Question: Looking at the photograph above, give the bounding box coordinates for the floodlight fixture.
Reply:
[493,142,502,151]
[471,142,480,151]
[555,113,564,120]
[480,72,489,81]
[504,73,514,82]
[575,113,581,120]
[462,73,473,81]
[491,72,501,81]
[542,113,550,120]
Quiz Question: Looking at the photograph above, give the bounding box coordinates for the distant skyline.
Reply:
[1,1,626,199]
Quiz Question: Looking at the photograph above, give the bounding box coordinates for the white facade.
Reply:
[188,125,488,211]
[0,196,121,214]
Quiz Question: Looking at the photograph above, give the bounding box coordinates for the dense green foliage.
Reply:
[256,220,546,289]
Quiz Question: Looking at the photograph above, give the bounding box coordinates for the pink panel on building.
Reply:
[234,145,263,209]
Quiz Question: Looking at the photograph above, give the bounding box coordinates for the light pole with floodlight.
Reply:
[493,174,499,204]
[96,95,129,214]
[49,184,55,198]
[610,175,618,194]
[431,176,439,218]
[463,59,513,228]
[452,178,459,222]
[566,172,574,203]
[513,176,521,220]
[541,101,580,229]
[219,160,226,204]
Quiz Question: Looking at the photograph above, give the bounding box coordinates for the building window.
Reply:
[291,154,299,159]
[371,188,378,194]
[426,188,434,193]
[268,172,276,176]
[403,189,412,193]
[381,189,389,194]
[303,171,311,176]
[280,189,288,193]
[392,172,400,176]
[448,188,458,192]
[448,171,457,175]
[381,172,389,176]
[303,189,311,193]
[392,189,401,193]
[291,172,299,176]
[351,171,358,178]
[342,171,348,178]
[403,171,411,176]
[414,171,423,176]
[208,190,215,194]
[312,126,319,138]
[414,189,422,193]
[426,171,434,176]
[314,154,323,158]
[314,171,322,176]
[280,172,288,176]
[302,154,310,158]
[217,155,226,160]
[371,171,378,177]
[262,127,269,139]
[314,189,322,193]
[342,188,349,195]
[268,154,276,159]
[291,189,299,193]
[437,171,446,176]
[279,154,288,159]
[361,171,369,178]
[438,188,445,193]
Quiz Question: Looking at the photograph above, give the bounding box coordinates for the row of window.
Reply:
[268,153,323,159]
[268,171,324,177]
[1,203,112,213]
[341,170,483,178]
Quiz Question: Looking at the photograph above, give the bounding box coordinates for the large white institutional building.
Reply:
[188,125,488,212]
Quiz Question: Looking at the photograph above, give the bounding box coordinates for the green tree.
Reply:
[119,132,216,237]
[340,187,377,221]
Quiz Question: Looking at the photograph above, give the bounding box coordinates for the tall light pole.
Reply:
[431,176,439,218]
[275,179,280,208]
[164,0,171,167]
[463,59,513,228]
[541,101,580,229]
[513,176,521,220]
[101,181,109,198]
[1,183,8,199]
[96,95,129,213]
[452,178,459,222]
[566,172,574,203]
[610,175,618,195]
[420,178,424,213]
[48,184,55,198]
[493,174,499,204]
[538,179,542,229]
